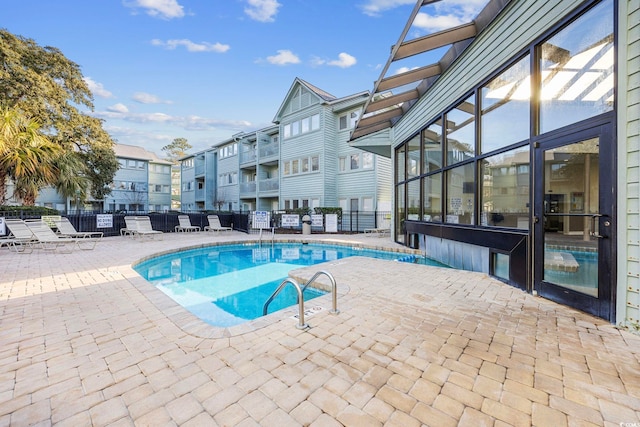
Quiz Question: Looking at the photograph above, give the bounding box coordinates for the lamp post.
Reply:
[75,190,81,213]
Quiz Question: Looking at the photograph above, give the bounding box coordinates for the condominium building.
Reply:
[180,78,392,218]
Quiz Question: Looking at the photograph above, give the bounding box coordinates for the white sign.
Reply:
[281,214,300,227]
[253,211,270,229]
[325,214,338,233]
[0,217,5,236]
[96,214,113,228]
[311,214,323,227]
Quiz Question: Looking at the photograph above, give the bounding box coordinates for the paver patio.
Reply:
[0,232,639,426]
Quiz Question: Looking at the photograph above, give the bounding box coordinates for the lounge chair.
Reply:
[2,219,36,253]
[55,217,103,244]
[363,227,391,237]
[204,215,232,233]
[121,216,139,237]
[23,219,79,252]
[175,215,200,232]
[135,216,164,240]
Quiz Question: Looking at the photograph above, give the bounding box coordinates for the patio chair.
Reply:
[204,215,232,233]
[55,217,103,244]
[175,215,201,232]
[2,219,36,253]
[121,216,139,237]
[135,216,164,240]
[23,219,79,253]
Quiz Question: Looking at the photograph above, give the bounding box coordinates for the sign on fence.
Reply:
[96,214,113,228]
[252,211,270,229]
[281,214,300,227]
[325,214,338,233]
[311,214,323,227]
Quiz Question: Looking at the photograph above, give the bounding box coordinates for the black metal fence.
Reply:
[0,210,392,237]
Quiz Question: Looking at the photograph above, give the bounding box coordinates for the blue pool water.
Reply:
[544,250,598,293]
[134,243,447,327]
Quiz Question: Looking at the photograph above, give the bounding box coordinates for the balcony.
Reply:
[240,149,257,164]
[259,144,279,159]
[240,181,257,195]
[259,178,279,193]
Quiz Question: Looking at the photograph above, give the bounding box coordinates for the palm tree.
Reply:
[0,106,61,205]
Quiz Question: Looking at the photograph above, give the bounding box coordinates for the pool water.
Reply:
[134,243,447,327]
[544,250,598,294]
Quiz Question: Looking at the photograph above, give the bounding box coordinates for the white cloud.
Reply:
[244,0,281,22]
[265,50,300,66]
[124,0,185,19]
[107,103,129,113]
[359,0,415,17]
[327,52,357,68]
[394,66,418,74]
[84,77,113,98]
[413,12,465,32]
[151,38,230,53]
[414,0,487,31]
[132,92,172,104]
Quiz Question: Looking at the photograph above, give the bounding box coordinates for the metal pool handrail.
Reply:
[301,270,339,315]
[263,278,308,329]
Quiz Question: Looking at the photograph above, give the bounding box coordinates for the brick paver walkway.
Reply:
[0,232,639,426]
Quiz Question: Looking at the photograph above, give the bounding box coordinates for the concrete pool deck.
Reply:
[0,231,639,426]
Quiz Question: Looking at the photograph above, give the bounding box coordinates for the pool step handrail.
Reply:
[263,278,308,329]
[258,227,275,246]
[300,270,339,315]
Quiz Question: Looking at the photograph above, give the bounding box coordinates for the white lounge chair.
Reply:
[2,219,36,253]
[204,215,232,233]
[175,215,200,232]
[55,217,103,245]
[121,216,139,237]
[135,216,164,240]
[24,219,79,252]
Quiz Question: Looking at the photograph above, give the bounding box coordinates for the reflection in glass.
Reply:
[422,173,442,222]
[407,179,420,220]
[481,57,530,153]
[446,163,475,225]
[396,144,406,182]
[446,95,475,165]
[407,134,420,178]
[543,138,599,296]
[423,122,442,173]
[396,183,405,243]
[481,146,530,228]
[539,0,613,134]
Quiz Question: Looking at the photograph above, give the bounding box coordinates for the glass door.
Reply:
[534,125,614,321]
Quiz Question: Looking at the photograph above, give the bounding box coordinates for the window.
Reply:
[311,114,320,130]
[292,159,299,174]
[284,161,291,176]
[339,110,360,130]
[539,0,614,134]
[301,158,309,173]
[481,146,529,228]
[446,96,475,165]
[422,173,442,222]
[423,123,442,173]
[350,154,359,170]
[407,179,420,220]
[339,157,346,172]
[339,115,348,130]
[446,163,475,225]
[396,145,406,182]
[282,113,321,140]
[362,197,373,211]
[293,200,299,209]
[407,134,420,178]
[362,153,373,169]
[311,156,319,172]
[481,56,530,153]
[302,199,309,208]
[284,200,290,209]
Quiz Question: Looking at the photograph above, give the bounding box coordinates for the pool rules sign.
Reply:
[252,211,270,229]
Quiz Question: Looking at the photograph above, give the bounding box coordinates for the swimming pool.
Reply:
[134,242,447,327]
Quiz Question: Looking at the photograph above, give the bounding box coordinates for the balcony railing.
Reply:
[259,144,279,158]
[240,149,257,164]
[240,181,257,195]
[259,178,279,192]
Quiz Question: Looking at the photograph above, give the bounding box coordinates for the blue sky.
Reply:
[3,0,487,155]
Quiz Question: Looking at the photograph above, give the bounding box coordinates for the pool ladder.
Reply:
[262,270,339,329]
[258,227,275,246]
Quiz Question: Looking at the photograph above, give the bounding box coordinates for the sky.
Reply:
[2,0,488,156]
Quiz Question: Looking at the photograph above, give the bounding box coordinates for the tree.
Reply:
[162,137,192,163]
[0,106,61,205]
[0,29,119,204]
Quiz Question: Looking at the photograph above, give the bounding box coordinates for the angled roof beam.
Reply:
[393,22,477,61]
[365,89,419,114]
[358,106,404,128]
[351,120,396,140]
[377,63,441,92]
